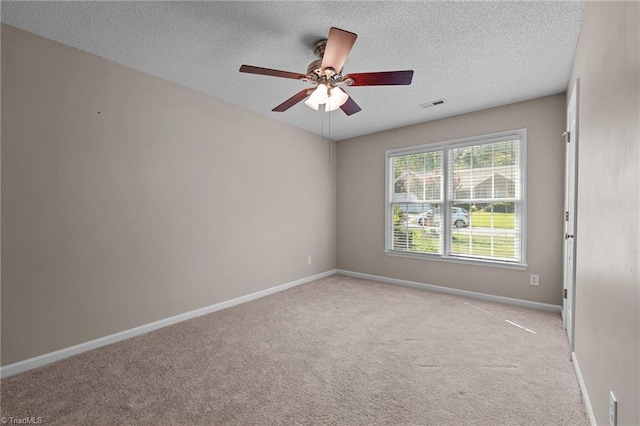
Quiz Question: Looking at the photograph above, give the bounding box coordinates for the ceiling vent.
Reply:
[419,99,446,109]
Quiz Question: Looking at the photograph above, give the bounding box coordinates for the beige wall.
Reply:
[337,94,566,305]
[568,2,640,425]
[1,25,337,366]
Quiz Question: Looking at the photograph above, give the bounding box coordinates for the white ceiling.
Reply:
[1,1,585,141]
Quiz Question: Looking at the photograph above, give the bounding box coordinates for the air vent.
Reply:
[419,99,446,109]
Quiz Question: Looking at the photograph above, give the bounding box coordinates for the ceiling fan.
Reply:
[239,27,414,116]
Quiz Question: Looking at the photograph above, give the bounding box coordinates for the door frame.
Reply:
[563,78,579,352]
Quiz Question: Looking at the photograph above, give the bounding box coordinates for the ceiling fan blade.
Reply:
[240,65,308,80]
[340,94,361,116]
[272,89,311,112]
[321,27,357,74]
[344,70,414,86]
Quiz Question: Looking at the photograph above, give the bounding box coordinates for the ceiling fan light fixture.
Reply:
[305,84,329,110]
[305,85,349,112]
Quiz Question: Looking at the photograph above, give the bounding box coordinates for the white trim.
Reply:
[337,269,561,313]
[0,269,337,378]
[563,77,580,353]
[384,151,392,252]
[572,351,596,425]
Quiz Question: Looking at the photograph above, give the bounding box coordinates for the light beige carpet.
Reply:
[1,275,588,425]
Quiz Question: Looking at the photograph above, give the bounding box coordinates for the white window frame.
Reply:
[384,129,527,270]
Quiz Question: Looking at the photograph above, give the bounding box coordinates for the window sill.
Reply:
[384,250,528,270]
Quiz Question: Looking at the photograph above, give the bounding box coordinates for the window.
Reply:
[385,129,526,268]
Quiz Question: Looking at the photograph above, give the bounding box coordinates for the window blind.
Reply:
[386,130,526,266]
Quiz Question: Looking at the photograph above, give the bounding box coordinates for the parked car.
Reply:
[417,207,470,228]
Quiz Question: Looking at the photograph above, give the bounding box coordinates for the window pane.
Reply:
[390,151,443,254]
[450,201,519,261]
[448,138,521,262]
[450,140,518,201]
[390,204,442,254]
[392,151,442,202]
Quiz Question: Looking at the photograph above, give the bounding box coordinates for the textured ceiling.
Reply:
[1,1,585,141]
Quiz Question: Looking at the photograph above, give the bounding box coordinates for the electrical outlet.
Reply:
[609,391,617,426]
[307,256,312,265]
[529,274,539,286]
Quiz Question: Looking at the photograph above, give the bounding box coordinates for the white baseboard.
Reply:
[0,269,337,379]
[336,269,562,313]
[572,351,596,425]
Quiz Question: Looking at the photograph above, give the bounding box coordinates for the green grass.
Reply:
[394,228,516,259]
[408,230,440,253]
[451,233,515,258]
[470,211,514,229]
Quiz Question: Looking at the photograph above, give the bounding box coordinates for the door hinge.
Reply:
[564,289,568,299]
[563,131,571,143]
[565,211,569,221]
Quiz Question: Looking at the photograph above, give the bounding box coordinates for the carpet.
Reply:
[0,275,588,425]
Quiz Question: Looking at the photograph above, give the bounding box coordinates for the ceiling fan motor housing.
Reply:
[307,58,324,77]
[308,39,343,82]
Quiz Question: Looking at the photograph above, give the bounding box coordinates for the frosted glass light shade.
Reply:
[304,84,329,110]
[325,87,349,112]
[305,85,349,112]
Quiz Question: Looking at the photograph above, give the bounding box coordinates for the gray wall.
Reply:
[337,94,566,306]
[1,25,337,366]
[568,2,640,425]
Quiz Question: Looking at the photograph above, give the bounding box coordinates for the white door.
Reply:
[563,79,579,351]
